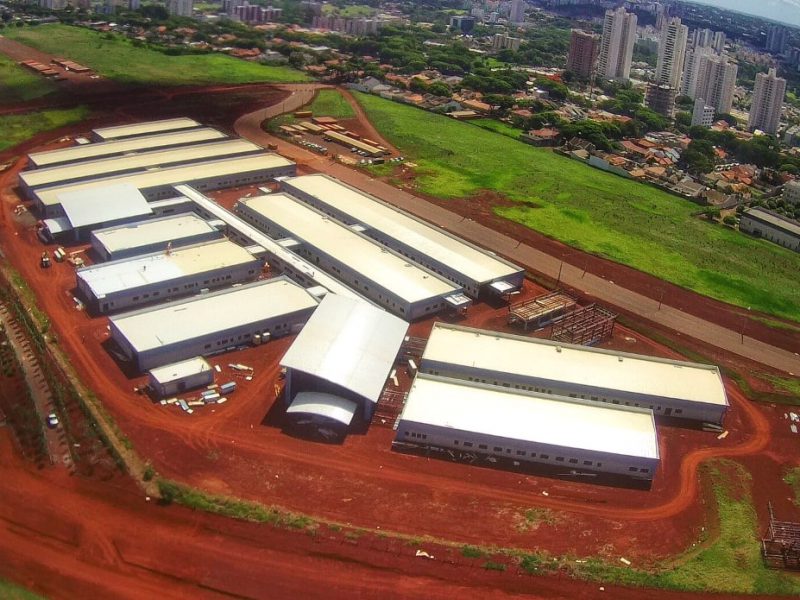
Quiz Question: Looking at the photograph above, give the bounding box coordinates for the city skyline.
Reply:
[688,0,800,28]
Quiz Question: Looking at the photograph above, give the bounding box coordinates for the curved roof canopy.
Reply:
[287,392,358,426]
[280,294,408,403]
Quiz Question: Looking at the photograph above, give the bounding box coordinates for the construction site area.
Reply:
[0,81,798,599]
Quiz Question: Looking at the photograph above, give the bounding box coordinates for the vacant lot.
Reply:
[0,54,56,104]
[0,107,88,153]
[4,25,309,86]
[308,89,355,119]
[354,92,800,322]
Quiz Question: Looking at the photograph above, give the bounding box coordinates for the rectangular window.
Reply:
[568,458,578,464]
[583,460,592,466]
[493,446,502,452]
[556,457,564,462]
[478,444,488,450]
[540,454,548,460]
[516,450,525,456]
[463,442,473,448]
[628,467,638,472]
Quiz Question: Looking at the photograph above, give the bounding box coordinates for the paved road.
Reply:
[236,88,800,375]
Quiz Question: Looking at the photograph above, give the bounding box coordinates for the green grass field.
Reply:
[308,89,355,119]
[0,54,56,105]
[4,24,309,86]
[354,92,800,322]
[0,578,44,600]
[565,461,800,594]
[472,118,523,140]
[0,106,88,153]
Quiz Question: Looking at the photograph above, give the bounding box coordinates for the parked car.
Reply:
[46,413,59,428]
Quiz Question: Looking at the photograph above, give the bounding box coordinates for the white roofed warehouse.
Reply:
[280,294,409,423]
[281,174,525,298]
[148,357,214,399]
[19,138,265,201]
[421,323,729,425]
[395,373,660,480]
[77,239,265,314]
[90,213,225,262]
[34,154,296,218]
[91,117,202,142]
[26,128,228,169]
[178,185,366,302]
[235,193,470,320]
[109,277,319,372]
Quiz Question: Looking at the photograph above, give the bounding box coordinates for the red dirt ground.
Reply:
[2,431,765,600]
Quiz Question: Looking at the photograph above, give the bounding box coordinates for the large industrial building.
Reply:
[33,154,296,217]
[41,184,155,242]
[177,185,367,302]
[280,294,408,424]
[395,374,660,480]
[281,175,524,298]
[26,128,228,169]
[90,213,224,262]
[19,138,264,200]
[235,193,469,320]
[76,238,265,314]
[420,323,729,424]
[109,277,319,371]
[739,207,800,252]
[91,117,202,142]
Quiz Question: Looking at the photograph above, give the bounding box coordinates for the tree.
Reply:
[680,139,715,174]
[409,77,428,93]
[483,94,515,115]
[674,111,692,129]
[716,113,738,127]
[675,95,694,110]
[723,215,738,226]
[427,81,451,98]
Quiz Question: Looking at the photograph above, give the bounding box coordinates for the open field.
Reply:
[0,54,56,104]
[353,92,800,322]
[0,106,88,153]
[473,118,523,139]
[3,24,310,85]
[308,89,356,119]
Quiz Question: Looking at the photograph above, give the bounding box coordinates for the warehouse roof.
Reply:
[21,139,262,190]
[176,185,365,302]
[110,277,318,353]
[60,183,152,228]
[422,323,728,407]
[92,118,201,140]
[149,357,211,385]
[283,174,523,286]
[280,294,408,403]
[286,392,358,425]
[400,374,659,459]
[239,194,459,304]
[744,207,800,238]
[77,239,258,299]
[27,128,227,168]
[92,213,219,257]
[37,154,294,208]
